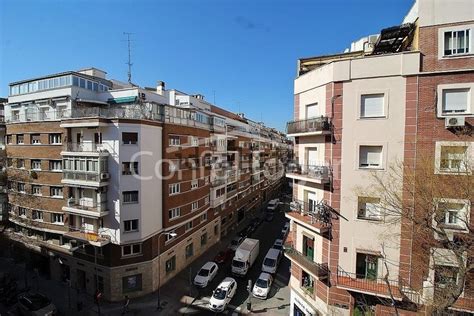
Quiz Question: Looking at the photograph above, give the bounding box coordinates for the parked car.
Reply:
[262,248,282,274]
[208,277,237,312]
[281,222,290,238]
[265,212,274,222]
[229,236,244,251]
[252,272,273,299]
[238,225,253,238]
[17,293,57,316]
[267,199,280,212]
[272,239,284,252]
[214,249,234,264]
[194,262,219,288]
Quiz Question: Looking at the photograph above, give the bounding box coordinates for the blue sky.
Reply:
[0,0,413,131]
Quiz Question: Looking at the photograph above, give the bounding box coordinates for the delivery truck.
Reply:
[231,238,259,276]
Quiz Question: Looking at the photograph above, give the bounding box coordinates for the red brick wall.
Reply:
[419,22,474,72]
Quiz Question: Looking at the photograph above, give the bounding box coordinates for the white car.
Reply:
[193,261,218,288]
[267,199,280,212]
[252,272,273,299]
[209,277,237,312]
[272,239,284,252]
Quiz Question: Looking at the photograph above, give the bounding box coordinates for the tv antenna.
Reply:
[123,32,134,83]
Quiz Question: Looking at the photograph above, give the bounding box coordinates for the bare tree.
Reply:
[358,152,473,314]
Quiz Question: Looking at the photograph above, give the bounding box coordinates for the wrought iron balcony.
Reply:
[284,240,329,278]
[287,116,331,135]
[286,162,330,183]
[289,199,333,228]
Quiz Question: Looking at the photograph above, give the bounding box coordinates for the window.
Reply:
[201,232,208,246]
[168,161,178,172]
[444,29,470,56]
[50,187,63,198]
[169,207,180,220]
[122,274,142,293]
[32,210,43,221]
[18,207,27,217]
[356,253,378,280]
[122,244,142,257]
[200,212,207,222]
[214,224,219,236]
[442,88,469,114]
[31,160,41,170]
[122,132,138,145]
[49,134,62,144]
[49,160,62,171]
[17,134,24,144]
[305,103,318,118]
[122,162,139,175]
[30,134,41,144]
[17,159,25,169]
[165,256,176,273]
[124,219,139,232]
[165,231,177,243]
[359,146,383,169]
[357,197,382,221]
[440,145,468,172]
[123,191,139,204]
[32,185,41,195]
[301,270,314,294]
[436,201,469,230]
[17,183,25,193]
[191,136,199,146]
[52,213,64,224]
[361,94,385,118]
[169,183,180,195]
[185,243,194,258]
[191,202,199,211]
[169,135,180,146]
[205,196,209,205]
[434,265,459,288]
[185,221,193,232]
[6,135,12,144]
[191,180,198,190]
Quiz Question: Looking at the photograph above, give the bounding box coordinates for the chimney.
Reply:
[156,81,165,95]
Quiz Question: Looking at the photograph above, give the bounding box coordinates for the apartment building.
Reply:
[2,68,289,301]
[286,0,473,315]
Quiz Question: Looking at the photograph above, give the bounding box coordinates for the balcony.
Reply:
[286,162,330,184]
[62,142,110,156]
[286,116,331,137]
[287,200,332,233]
[64,227,110,247]
[62,170,109,187]
[284,238,329,279]
[337,267,404,300]
[211,178,226,187]
[62,198,108,217]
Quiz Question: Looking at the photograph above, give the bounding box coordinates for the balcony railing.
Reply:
[66,198,107,213]
[284,241,329,278]
[286,162,330,182]
[63,171,106,183]
[211,178,226,187]
[290,199,332,226]
[64,142,108,153]
[65,227,110,247]
[287,116,331,134]
[337,266,401,299]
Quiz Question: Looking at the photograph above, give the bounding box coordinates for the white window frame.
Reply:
[165,231,177,243]
[434,141,473,174]
[52,213,64,224]
[185,221,193,232]
[169,135,180,146]
[50,187,63,198]
[437,83,473,117]
[49,133,62,144]
[123,219,139,232]
[31,134,41,144]
[121,243,142,257]
[191,201,199,211]
[434,198,470,232]
[357,197,383,221]
[31,160,41,170]
[191,180,198,190]
[32,185,42,196]
[32,210,43,221]
[169,183,180,195]
[169,207,181,220]
[123,191,139,204]
[358,92,388,119]
[438,24,473,59]
[49,160,62,171]
[200,212,207,222]
[358,145,385,170]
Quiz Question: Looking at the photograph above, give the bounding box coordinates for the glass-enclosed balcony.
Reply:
[62,156,108,187]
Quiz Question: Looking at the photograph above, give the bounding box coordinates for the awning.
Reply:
[108,96,137,104]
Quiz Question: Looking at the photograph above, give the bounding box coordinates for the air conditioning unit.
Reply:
[100,172,110,180]
[445,116,465,128]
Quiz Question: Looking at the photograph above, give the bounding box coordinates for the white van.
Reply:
[261,248,281,274]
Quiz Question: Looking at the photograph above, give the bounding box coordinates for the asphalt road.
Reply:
[182,205,291,315]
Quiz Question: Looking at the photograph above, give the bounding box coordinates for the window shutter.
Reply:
[361,94,384,117]
[442,89,468,113]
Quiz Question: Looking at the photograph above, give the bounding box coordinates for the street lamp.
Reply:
[157,231,177,310]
